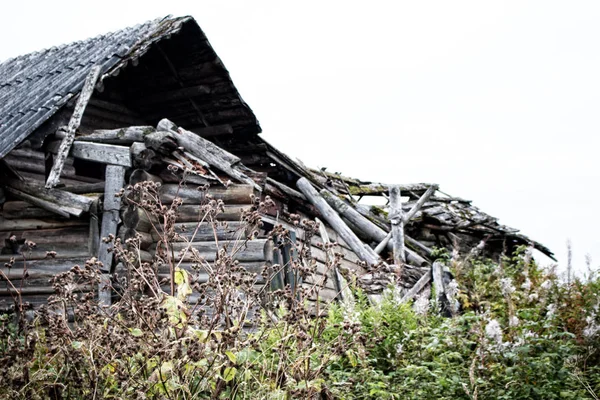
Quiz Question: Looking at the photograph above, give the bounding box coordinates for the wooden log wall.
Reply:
[0,212,92,311]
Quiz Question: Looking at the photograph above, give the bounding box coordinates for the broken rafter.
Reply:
[46,65,101,188]
[297,178,380,266]
[374,185,438,254]
[321,189,428,266]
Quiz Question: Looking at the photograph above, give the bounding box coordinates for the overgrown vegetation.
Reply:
[0,180,599,399]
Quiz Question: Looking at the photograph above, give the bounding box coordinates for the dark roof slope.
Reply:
[0,15,260,159]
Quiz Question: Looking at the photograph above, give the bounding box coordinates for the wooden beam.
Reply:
[389,185,405,265]
[400,270,432,303]
[71,142,131,167]
[296,178,380,266]
[46,65,101,188]
[321,189,428,266]
[97,165,125,306]
[5,178,94,217]
[374,185,438,254]
[75,126,155,144]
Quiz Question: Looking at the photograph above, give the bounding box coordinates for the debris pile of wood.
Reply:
[0,115,554,310]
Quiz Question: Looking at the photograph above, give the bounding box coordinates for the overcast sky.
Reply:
[1,1,598,275]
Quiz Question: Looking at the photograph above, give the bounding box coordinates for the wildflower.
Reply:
[521,278,531,291]
[500,278,515,296]
[509,315,519,327]
[583,314,599,338]
[540,280,553,290]
[528,293,539,302]
[546,303,557,318]
[485,319,503,345]
[396,343,403,354]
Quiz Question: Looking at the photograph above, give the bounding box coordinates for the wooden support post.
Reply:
[46,65,101,188]
[389,185,405,265]
[297,178,380,266]
[431,260,445,310]
[321,188,428,266]
[97,165,125,306]
[374,185,437,255]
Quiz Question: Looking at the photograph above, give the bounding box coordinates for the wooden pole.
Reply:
[389,185,405,265]
[296,178,380,266]
[97,165,125,306]
[431,260,445,311]
[373,185,437,254]
[321,189,428,266]
[46,65,101,188]
[400,270,432,303]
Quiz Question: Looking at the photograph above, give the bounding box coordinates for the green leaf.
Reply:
[130,328,143,337]
[222,366,237,382]
[225,351,237,364]
[72,341,83,350]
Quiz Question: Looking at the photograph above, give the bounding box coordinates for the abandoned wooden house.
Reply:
[0,16,554,312]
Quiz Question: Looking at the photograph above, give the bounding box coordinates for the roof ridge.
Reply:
[0,15,185,67]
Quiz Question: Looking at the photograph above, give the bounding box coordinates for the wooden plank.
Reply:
[0,217,87,231]
[71,142,131,167]
[46,66,101,188]
[296,178,380,266]
[160,183,255,205]
[400,270,432,303]
[152,238,268,263]
[4,187,72,218]
[6,178,94,215]
[389,185,405,265]
[76,126,155,144]
[176,204,252,222]
[153,119,260,190]
[152,221,247,242]
[97,165,125,305]
[2,200,56,220]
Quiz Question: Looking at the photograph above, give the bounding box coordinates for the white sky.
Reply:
[1,1,598,274]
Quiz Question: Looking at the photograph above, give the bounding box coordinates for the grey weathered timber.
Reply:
[374,185,437,254]
[321,189,427,266]
[4,155,76,176]
[160,183,255,205]
[431,260,445,310]
[4,179,95,218]
[97,165,126,305]
[405,235,433,256]
[403,184,438,222]
[75,126,155,144]
[389,186,406,265]
[154,238,269,262]
[151,221,246,242]
[88,199,100,256]
[46,66,101,188]
[71,142,131,167]
[400,270,432,303]
[154,119,260,190]
[265,178,306,202]
[2,200,56,219]
[297,178,380,266]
